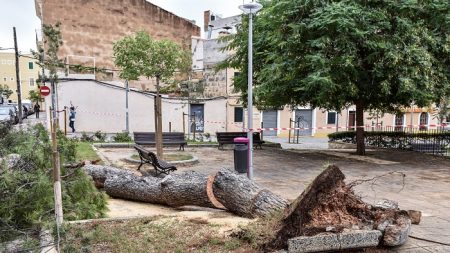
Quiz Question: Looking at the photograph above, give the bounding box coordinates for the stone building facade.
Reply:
[34,0,200,88]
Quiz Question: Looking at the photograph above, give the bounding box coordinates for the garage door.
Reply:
[262,110,278,136]
[295,109,313,136]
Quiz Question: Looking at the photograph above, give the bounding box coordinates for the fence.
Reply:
[328,127,450,156]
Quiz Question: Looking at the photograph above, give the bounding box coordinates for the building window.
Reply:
[419,112,428,130]
[234,107,243,122]
[7,60,13,65]
[327,111,336,124]
[3,77,6,82]
[1,60,6,65]
[394,113,404,131]
[28,62,34,69]
[10,77,14,81]
[29,78,35,87]
[234,72,240,78]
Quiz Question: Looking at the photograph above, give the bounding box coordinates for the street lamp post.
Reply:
[239,2,263,180]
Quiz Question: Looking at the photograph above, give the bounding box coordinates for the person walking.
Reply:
[69,106,76,133]
[23,105,28,119]
[34,103,40,118]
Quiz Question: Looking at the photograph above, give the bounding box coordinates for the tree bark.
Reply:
[213,169,288,218]
[355,100,365,155]
[155,76,163,158]
[83,165,287,218]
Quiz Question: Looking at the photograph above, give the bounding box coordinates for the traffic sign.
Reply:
[40,86,51,96]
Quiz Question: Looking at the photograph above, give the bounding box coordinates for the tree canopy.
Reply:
[113,31,190,83]
[220,0,450,154]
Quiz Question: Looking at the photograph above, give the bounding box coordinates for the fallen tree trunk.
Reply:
[213,169,288,218]
[83,165,287,218]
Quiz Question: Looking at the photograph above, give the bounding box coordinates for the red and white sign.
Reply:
[39,86,51,96]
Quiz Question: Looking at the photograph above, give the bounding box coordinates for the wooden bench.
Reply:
[216,132,265,150]
[134,145,177,175]
[133,132,187,151]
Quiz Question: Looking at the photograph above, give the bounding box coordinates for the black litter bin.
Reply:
[233,137,248,173]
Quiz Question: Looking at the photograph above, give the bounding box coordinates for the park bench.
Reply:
[134,145,177,175]
[216,132,265,150]
[133,132,187,151]
[411,142,446,154]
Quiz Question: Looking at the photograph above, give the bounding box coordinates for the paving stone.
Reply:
[288,230,381,253]
[338,229,382,249]
[288,233,339,253]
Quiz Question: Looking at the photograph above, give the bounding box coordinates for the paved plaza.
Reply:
[98,145,450,252]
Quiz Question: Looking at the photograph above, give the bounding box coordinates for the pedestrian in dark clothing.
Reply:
[34,103,40,118]
[69,106,76,133]
[23,106,28,119]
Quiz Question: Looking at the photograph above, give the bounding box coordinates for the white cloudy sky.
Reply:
[0,0,248,53]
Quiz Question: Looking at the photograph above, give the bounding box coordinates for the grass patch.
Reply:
[131,153,193,162]
[76,142,101,161]
[61,217,254,253]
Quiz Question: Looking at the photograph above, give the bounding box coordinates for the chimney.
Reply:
[204,10,211,32]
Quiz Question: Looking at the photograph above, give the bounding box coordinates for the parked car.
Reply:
[0,104,19,124]
[22,100,34,115]
[0,105,17,125]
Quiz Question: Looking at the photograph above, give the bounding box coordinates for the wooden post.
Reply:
[13,27,23,123]
[155,77,163,157]
[50,79,63,226]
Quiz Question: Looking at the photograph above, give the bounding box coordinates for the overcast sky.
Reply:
[0,0,247,54]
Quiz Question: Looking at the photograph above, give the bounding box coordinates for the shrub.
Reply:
[80,132,94,142]
[113,132,132,142]
[94,131,107,142]
[0,124,107,242]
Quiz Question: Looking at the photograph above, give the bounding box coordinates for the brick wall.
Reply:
[36,0,200,74]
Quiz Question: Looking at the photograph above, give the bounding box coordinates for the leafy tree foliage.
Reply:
[221,0,450,154]
[113,31,190,83]
[113,31,190,157]
[0,84,13,99]
[0,124,107,242]
[28,90,40,104]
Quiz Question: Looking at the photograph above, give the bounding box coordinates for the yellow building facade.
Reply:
[0,52,40,103]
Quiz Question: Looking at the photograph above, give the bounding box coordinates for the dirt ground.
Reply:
[97,146,450,252]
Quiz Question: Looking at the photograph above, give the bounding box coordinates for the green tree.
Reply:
[221,0,450,155]
[0,84,13,99]
[28,90,40,104]
[113,31,190,157]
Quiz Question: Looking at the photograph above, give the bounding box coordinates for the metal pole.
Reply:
[13,27,23,123]
[288,118,291,143]
[247,13,254,180]
[125,80,129,133]
[64,107,67,135]
[182,112,186,136]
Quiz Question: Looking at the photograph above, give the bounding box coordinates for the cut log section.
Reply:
[83,165,287,218]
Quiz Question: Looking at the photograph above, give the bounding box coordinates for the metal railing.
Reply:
[329,127,450,156]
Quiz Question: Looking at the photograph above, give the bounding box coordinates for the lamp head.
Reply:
[239,2,263,14]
